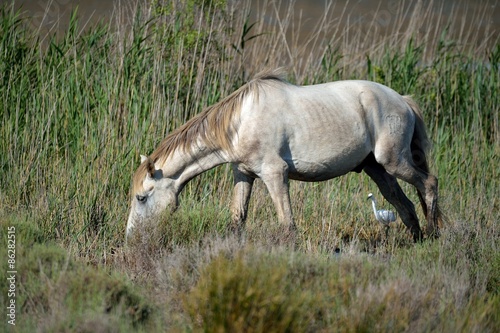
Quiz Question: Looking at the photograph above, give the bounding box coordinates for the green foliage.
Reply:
[366,37,424,93]
[176,233,499,332]
[0,218,155,332]
[184,250,314,332]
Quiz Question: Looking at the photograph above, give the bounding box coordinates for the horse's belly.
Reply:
[286,145,369,181]
[284,117,370,181]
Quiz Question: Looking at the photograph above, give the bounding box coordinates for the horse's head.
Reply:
[126,155,179,241]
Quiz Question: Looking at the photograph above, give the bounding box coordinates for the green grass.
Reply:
[0,0,499,331]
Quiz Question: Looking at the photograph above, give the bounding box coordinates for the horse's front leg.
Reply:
[229,167,254,236]
[259,160,297,234]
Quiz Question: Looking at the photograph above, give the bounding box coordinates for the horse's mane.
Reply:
[132,69,287,191]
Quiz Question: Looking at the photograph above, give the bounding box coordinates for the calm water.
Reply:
[2,0,499,46]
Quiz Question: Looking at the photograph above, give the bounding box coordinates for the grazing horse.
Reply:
[126,70,441,242]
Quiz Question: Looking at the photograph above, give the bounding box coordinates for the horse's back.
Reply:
[236,80,414,181]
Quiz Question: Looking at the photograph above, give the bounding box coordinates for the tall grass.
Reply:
[0,0,498,331]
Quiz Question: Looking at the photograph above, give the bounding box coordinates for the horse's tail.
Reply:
[403,96,444,228]
[403,96,431,171]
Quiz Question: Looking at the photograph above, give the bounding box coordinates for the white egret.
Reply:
[367,193,396,225]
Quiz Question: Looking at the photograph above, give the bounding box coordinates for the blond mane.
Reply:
[132,69,287,193]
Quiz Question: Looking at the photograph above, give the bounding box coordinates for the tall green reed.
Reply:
[0,0,498,256]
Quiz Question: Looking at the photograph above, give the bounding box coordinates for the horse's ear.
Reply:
[146,157,156,179]
[141,154,159,179]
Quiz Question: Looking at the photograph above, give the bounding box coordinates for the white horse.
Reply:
[127,70,442,242]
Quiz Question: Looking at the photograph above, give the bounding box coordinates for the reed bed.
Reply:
[0,0,498,331]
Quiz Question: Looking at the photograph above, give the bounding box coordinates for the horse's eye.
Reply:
[136,194,147,203]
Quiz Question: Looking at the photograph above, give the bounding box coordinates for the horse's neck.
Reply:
[179,149,227,185]
[161,144,228,189]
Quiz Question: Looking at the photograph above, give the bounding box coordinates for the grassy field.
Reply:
[1,0,499,331]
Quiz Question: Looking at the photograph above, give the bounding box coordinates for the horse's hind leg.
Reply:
[364,162,424,242]
[405,166,439,237]
[381,156,439,238]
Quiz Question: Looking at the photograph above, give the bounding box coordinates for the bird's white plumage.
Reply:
[367,193,396,225]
